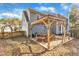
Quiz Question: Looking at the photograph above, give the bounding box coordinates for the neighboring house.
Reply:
[0,19,21,32]
[22,8,68,37]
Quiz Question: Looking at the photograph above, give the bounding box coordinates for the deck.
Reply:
[31,36,73,50]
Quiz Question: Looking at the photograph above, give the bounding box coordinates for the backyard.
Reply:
[0,3,79,56]
[0,35,79,56]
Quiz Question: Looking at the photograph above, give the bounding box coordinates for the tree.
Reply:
[69,5,78,28]
[69,5,79,38]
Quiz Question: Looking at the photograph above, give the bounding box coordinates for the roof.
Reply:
[23,8,67,24]
[24,8,67,18]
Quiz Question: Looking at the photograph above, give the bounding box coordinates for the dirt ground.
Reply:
[0,36,79,56]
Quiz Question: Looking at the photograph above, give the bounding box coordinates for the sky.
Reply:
[0,3,79,19]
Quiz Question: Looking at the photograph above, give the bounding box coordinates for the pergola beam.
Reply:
[31,16,48,25]
[42,20,48,28]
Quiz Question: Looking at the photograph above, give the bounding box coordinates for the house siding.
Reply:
[22,10,29,37]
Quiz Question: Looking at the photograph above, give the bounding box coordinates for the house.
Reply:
[22,8,68,37]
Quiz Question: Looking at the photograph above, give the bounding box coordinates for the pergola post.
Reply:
[27,22,32,43]
[47,25,51,49]
[29,26,32,40]
[1,27,4,39]
[62,23,66,43]
[47,16,51,49]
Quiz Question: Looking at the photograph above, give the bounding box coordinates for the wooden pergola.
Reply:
[28,9,67,49]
